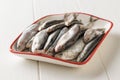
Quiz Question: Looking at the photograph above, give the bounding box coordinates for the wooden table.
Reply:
[0,0,120,80]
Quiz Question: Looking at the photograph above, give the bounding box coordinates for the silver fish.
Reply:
[17,23,40,51]
[60,38,85,60]
[47,27,69,54]
[32,30,48,53]
[64,13,79,26]
[83,28,105,43]
[77,33,104,62]
[46,22,65,33]
[44,29,61,51]
[80,16,98,30]
[55,24,80,53]
[38,20,63,31]
[26,36,34,49]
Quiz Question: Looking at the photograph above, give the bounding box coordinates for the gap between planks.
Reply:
[99,52,110,80]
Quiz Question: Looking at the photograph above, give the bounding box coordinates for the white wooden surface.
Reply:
[0,0,38,80]
[0,0,120,80]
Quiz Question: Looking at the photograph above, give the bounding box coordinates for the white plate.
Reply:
[10,12,113,67]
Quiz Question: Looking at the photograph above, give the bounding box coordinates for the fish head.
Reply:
[38,21,46,31]
[55,45,65,53]
[83,29,96,43]
[32,41,40,53]
[17,41,26,51]
[64,13,78,26]
[95,28,105,35]
[84,28,105,43]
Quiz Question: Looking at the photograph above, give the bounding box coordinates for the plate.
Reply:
[10,12,113,67]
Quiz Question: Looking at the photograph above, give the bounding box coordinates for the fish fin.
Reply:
[89,16,99,22]
[79,19,84,25]
[73,13,79,20]
[64,13,70,20]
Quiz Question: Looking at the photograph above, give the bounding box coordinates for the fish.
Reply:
[17,23,40,51]
[77,33,104,62]
[31,30,48,53]
[64,13,79,26]
[26,36,34,49]
[47,27,69,54]
[83,28,105,43]
[38,20,63,31]
[59,38,85,60]
[55,24,80,53]
[44,29,61,51]
[46,22,66,33]
[80,16,98,30]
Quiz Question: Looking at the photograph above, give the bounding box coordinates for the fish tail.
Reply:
[89,16,99,23]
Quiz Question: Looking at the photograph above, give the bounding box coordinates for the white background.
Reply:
[0,0,120,80]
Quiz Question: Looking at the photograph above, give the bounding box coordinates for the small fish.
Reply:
[46,22,66,33]
[32,30,48,53]
[17,23,40,51]
[83,28,105,43]
[80,16,98,30]
[47,27,69,54]
[55,24,80,53]
[77,34,104,62]
[64,13,79,26]
[60,38,85,60]
[26,36,34,49]
[38,20,63,31]
[44,29,61,51]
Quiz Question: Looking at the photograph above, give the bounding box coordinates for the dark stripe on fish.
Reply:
[44,29,61,51]
[46,22,66,33]
[39,20,64,30]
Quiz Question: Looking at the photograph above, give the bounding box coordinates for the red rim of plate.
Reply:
[9,12,113,65]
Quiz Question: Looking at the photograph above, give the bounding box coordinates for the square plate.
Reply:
[10,12,113,67]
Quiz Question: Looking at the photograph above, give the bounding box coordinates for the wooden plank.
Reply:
[38,53,108,80]
[0,0,38,80]
[99,34,120,80]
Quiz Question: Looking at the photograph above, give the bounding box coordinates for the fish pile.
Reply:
[16,13,105,62]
